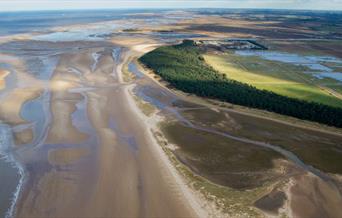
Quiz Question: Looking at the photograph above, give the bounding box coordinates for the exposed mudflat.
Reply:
[0,40,202,217]
[0,10,342,218]
[0,155,20,218]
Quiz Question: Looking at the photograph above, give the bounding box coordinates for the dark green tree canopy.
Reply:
[139,40,342,128]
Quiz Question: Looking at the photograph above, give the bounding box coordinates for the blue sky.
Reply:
[0,0,341,11]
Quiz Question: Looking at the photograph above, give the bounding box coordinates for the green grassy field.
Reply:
[140,41,342,127]
[204,53,342,108]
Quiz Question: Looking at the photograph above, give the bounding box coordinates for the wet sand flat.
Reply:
[0,42,200,218]
[0,10,341,218]
[4,40,339,218]
[0,156,20,218]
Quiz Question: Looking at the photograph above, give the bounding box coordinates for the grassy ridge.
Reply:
[139,40,342,128]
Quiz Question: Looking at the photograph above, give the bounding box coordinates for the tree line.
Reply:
[139,40,342,128]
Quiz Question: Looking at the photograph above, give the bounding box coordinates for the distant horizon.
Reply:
[0,0,341,12]
[0,7,342,13]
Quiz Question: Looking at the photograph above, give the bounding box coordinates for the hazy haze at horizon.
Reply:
[0,0,341,11]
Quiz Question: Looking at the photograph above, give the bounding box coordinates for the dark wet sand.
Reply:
[0,31,341,218]
[0,155,20,218]
[0,42,200,218]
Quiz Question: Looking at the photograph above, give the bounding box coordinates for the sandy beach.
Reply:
[0,10,341,218]
[0,38,339,218]
[0,40,204,218]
